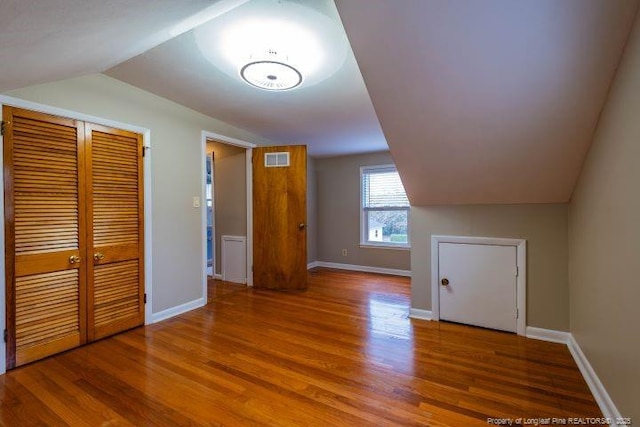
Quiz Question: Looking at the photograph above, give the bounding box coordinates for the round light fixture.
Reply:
[195,0,350,92]
[240,59,302,91]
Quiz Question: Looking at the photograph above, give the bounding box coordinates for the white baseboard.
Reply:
[151,297,205,324]
[409,308,432,321]
[567,335,622,424]
[307,261,320,269]
[525,327,621,424]
[310,261,411,277]
[213,273,222,280]
[525,326,570,344]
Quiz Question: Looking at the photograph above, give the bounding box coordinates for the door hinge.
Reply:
[3,329,7,343]
[144,293,147,304]
[516,308,519,319]
[514,266,519,277]
[142,146,149,157]
[0,121,7,136]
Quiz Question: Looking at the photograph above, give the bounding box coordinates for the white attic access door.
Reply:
[431,235,527,335]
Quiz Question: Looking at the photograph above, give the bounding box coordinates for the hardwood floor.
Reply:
[0,268,600,426]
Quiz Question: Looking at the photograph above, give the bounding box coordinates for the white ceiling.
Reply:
[335,0,639,205]
[105,0,387,157]
[0,0,232,92]
[2,0,639,204]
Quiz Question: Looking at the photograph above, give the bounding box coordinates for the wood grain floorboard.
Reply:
[0,268,601,426]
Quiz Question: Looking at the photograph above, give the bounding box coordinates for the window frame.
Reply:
[359,164,411,250]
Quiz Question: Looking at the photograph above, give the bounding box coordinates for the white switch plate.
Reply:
[192,196,200,208]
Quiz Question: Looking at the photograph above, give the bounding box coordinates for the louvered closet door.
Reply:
[3,106,87,368]
[85,124,144,341]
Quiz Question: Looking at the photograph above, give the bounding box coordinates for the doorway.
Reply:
[202,132,255,299]
[206,152,214,277]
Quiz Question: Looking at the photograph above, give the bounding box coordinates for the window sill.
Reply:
[359,243,411,251]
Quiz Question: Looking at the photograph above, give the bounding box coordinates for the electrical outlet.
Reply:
[341,249,348,256]
[192,196,200,208]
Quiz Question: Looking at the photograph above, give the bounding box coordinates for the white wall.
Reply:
[4,74,272,315]
[568,10,640,421]
[307,156,318,263]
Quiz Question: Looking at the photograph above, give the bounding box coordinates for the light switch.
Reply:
[192,196,200,208]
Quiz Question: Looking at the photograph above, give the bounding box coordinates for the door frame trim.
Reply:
[200,131,256,297]
[0,95,153,375]
[430,235,527,336]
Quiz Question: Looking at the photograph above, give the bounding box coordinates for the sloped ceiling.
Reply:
[335,0,639,205]
[2,0,639,205]
[0,0,230,92]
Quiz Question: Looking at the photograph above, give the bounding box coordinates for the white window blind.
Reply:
[362,166,409,209]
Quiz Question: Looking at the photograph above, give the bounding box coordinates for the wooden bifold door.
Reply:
[3,106,144,369]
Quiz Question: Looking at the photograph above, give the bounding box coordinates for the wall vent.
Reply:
[264,152,290,167]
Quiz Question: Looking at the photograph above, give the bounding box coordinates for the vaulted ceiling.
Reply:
[0,0,231,91]
[335,0,639,204]
[1,0,638,205]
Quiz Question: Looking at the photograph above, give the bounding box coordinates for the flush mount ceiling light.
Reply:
[195,0,349,92]
[240,50,303,90]
[226,19,316,91]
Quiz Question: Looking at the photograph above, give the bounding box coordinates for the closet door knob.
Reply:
[93,252,105,261]
[441,278,449,286]
[69,255,81,264]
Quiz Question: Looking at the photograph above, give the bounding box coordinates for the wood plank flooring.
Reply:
[0,268,600,426]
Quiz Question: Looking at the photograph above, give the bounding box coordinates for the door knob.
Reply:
[299,223,305,230]
[93,252,105,261]
[441,278,449,286]
[69,255,81,264]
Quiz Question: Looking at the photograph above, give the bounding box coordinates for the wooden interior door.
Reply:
[252,145,307,290]
[3,106,87,368]
[85,123,144,341]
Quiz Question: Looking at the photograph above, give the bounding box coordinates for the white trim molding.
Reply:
[311,261,411,277]
[201,130,257,150]
[567,335,623,424]
[307,261,320,269]
[526,328,623,425]
[359,243,410,251]
[525,326,570,344]
[151,297,206,324]
[409,308,432,321]
[430,235,527,336]
[359,164,411,250]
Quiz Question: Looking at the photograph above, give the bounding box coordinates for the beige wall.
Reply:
[206,141,247,275]
[568,10,640,420]
[410,204,569,331]
[5,74,272,314]
[316,151,410,270]
[307,156,318,263]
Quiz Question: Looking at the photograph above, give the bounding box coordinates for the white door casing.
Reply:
[431,235,526,335]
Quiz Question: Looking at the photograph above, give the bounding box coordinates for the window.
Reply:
[360,165,410,248]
